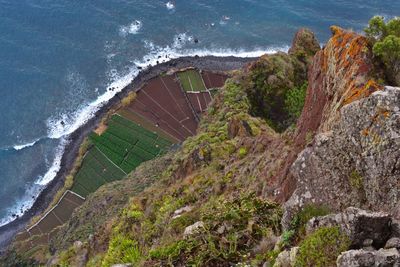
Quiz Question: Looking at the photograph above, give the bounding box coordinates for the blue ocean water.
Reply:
[0,0,398,226]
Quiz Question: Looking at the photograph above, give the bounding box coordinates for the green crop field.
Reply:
[178,70,207,92]
[71,114,172,197]
[71,146,127,197]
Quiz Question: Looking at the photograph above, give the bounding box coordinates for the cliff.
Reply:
[2,24,399,267]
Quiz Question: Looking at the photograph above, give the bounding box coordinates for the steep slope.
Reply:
[3,24,398,267]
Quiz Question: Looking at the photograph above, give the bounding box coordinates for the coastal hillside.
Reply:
[2,17,400,267]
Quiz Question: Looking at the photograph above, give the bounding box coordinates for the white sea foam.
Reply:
[3,33,288,227]
[0,183,42,227]
[0,138,68,226]
[12,139,39,151]
[166,1,175,10]
[35,138,67,186]
[119,20,142,36]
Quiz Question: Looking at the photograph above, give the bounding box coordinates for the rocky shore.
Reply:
[0,55,255,253]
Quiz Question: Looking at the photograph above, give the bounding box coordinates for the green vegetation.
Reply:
[178,69,207,92]
[365,16,400,85]
[284,82,308,119]
[243,53,309,132]
[349,170,363,190]
[70,147,126,197]
[295,226,350,267]
[110,193,282,266]
[71,114,172,197]
[288,204,330,245]
[102,233,141,267]
[238,147,248,158]
[89,115,172,173]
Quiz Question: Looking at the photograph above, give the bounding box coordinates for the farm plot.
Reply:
[186,92,213,116]
[70,145,127,197]
[83,114,172,179]
[177,69,207,92]
[25,191,84,238]
[201,71,228,89]
[127,76,198,142]
[117,109,179,144]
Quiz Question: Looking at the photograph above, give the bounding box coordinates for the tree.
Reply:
[365,16,400,85]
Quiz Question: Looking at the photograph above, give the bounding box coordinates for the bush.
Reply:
[295,226,350,267]
[365,16,400,85]
[102,234,141,267]
[238,147,248,158]
[121,91,137,107]
[289,204,330,245]
[284,82,307,120]
[243,53,308,132]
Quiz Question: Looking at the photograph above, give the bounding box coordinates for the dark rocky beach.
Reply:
[0,55,256,253]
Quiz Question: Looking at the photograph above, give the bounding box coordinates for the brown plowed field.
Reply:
[201,71,228,89]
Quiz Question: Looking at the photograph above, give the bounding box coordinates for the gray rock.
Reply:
[273,250,291,267]
[172,205,193,219]
[283,86,400,229]
[272,247,299,267]
[385,238,400,249]
[306,207,391,248]
[183,221,204,238]
[337,248,400,267]
[111,264,132,267]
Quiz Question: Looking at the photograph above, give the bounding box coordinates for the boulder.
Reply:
[272,247,298,267]
[337,248,400,267]
[273,250,291,267]
[306,207,391,248]
[183,221,204,238]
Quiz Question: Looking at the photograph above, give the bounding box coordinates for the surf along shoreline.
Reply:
[0,55,256,252]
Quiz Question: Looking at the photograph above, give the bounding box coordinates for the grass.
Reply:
[295,226,350,267]
[178,69,207,92]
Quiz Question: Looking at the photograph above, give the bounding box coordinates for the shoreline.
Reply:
[0,55,256,252]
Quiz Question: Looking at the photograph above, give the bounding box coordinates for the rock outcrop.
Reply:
[283,86,400,228]
[295,26,383,147]
[306,207,392,248]
[337,248,400,267]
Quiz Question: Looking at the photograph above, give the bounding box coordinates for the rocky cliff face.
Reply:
[283,27,398,227]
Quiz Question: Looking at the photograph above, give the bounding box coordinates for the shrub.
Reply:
[121,91,137,107]
[365,16,400,85]
[243,53,308,132]
[349,170,363,190]
[102,234,141,267]
[238,147,248,158]
[289,204,330,245]
[284,82,307,120]
[295,226,350,267]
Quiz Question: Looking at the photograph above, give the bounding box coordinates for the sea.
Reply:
[0,0,398,227]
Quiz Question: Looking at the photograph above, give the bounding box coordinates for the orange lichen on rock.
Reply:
[344,79,383,105]
[295,26,385,138]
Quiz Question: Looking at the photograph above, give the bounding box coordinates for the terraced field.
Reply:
[178,69,207,92]
[15,68,228,248]
[72,115,172,197]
